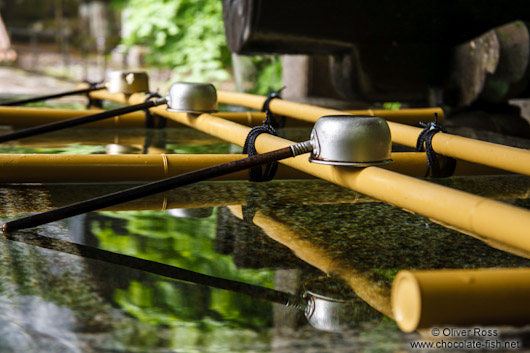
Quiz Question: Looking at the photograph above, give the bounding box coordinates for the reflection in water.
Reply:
[0,228,275,351]
[4,229,385,333]
[0,173,529,351]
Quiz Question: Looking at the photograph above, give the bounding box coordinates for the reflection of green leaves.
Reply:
[91,209,274,330]
[165,143,234,154]
[383,102,402,110]
[371,268,398,281]
[0,143,106,154]
[24,101,86,110]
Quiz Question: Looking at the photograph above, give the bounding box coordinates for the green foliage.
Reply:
[165,142,235,154]
[116,0,231,82]
[114,0,283,93]
[383,102,402,110]
[0,143,106,154]
[24,100,86,110]
[250,56,282,96]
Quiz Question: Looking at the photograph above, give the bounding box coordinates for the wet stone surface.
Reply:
[0,174,529,352]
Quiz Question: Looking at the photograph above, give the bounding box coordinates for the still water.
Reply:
[1,107,530,352]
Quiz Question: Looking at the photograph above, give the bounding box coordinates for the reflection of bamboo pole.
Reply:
[84,92,530,255]
[391,268,530,332]
[0,152,507,183]
[217,90,530,176]
[228,205,393,318]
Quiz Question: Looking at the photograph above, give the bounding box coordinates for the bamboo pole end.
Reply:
[391,270,422,333]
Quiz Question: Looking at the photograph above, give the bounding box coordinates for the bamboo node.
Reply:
[161,153,169,177]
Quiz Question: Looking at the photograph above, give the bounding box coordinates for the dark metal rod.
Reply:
[2,231,297,305]
[2,142,312,232]
[0,97,167,143]
[0,84,105,106]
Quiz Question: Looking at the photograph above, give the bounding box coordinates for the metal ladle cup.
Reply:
[166,82,218,113]
[309,115,393,166]
[105,70,150,94]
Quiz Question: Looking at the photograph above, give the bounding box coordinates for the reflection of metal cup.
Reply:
[105,144,140,155]
[168,207,214,218]
[304,290,355,332]
[309,115,392,166]
[106,70,150,94]
[303,276,383,332]
[166,82,218,113]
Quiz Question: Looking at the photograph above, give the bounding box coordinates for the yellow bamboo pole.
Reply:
[217,90,530,176]
[0,152,507,183]
[5,129,222,147]
[0,154,312,182]
[345,107,444,124]
[89,89,430,126]
[0,106,146,127]
[0,105,303,128]
[391,268,530,332]
[88,88,132,105]
[114,101,530,255]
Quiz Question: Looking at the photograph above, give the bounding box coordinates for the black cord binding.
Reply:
[144,92,167,129]
[261,87,286,129]
[85,81,104,109]
[242,110,279,182]
[416,113,456,178]
[240,87,289,182]
[142,92,167,153]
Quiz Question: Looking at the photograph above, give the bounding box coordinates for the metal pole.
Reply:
[0,97,166,142]
[0,85,105,106]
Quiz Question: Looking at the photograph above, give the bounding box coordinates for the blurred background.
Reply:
[0,0,281,95]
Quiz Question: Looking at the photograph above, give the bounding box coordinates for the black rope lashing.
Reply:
[261,87,286,129]
[144,92,167,129]
[85,81,104,109]
[241,87,288,182]
[416,113,456,178]
[242,109,279,182]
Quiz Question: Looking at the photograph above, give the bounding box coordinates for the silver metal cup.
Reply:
[166,82,218,113]
[106,70,150,94]
[309,115,392,166]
